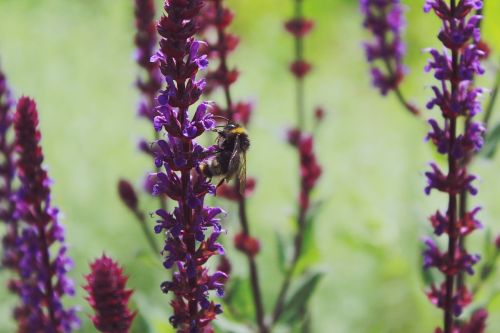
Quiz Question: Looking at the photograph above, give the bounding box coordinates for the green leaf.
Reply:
[295,207,322,274]
[222,277,254,321]
[481,122,500,159]
[279,270,325,324]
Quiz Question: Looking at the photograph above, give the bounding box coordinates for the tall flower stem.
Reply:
[382,56,418,116]
[151,1,228,330]
[216,38,268,333]
[360,0,420,115]
[13,97,79,332]
[272,133,321,327]
[236,195,267,333]
[213,1,266,328]
[271,207,306,324]
[119,0,164,256]
[444,122,458,333]
[271,0,322,328]
[443,4,459,328]
[199,1,267,330]
[136,210,160,254]
[423,1,485,332]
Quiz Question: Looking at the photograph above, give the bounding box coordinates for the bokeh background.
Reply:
[1,0,500,332]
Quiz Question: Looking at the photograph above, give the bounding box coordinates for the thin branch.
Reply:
[133,209,160,255]
[213,1,268,331]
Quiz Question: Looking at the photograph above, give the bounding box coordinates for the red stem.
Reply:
[271,204,307,324]
[271,0,312,326]
[443,2,458,332]
[213,2,267,330]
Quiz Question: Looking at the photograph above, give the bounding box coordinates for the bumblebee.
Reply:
[201,123,250,194]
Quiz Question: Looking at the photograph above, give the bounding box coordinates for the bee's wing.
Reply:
[238,151,247,195]
[227,134,242,181]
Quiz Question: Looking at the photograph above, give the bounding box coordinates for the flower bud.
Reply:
[118,179,139,211]
[84,255,136,333]
[234,233,260,257]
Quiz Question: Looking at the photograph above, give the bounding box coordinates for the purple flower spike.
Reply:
[0,67,19,280]
[360,1,405,90]
[151,1,227,331]
[134,0,162,120]
[422,1,485,332]
[11,97,79,333]
[118,0,166,257]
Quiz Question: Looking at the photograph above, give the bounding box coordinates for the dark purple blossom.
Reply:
[423,238,480,275]
[84,255,136,333]
[12,97,79,333]
[360,0,407,95]
[150,1,227,331]
[422,0,485,332]
[427,283,472,318]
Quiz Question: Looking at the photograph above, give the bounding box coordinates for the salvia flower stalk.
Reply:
[272,129,322,324]
[0,68,18,278]
[150,0,227,331]
[12,97,79,332]
[360,0,419,115]
[198,1,266,331]
[84,255,136,333]
[134,0,163,122]
[118,0,164,255]
[456,2,490,293]
[271,0,323,327]
[422,0,486,332]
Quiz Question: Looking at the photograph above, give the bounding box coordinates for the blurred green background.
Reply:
[1,0,500,332]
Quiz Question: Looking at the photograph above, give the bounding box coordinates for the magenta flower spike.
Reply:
[11,97,79,333]
[360,0,419,115]
[84,255,136,333]
[422,1,486,332]
[150,0,227,331]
